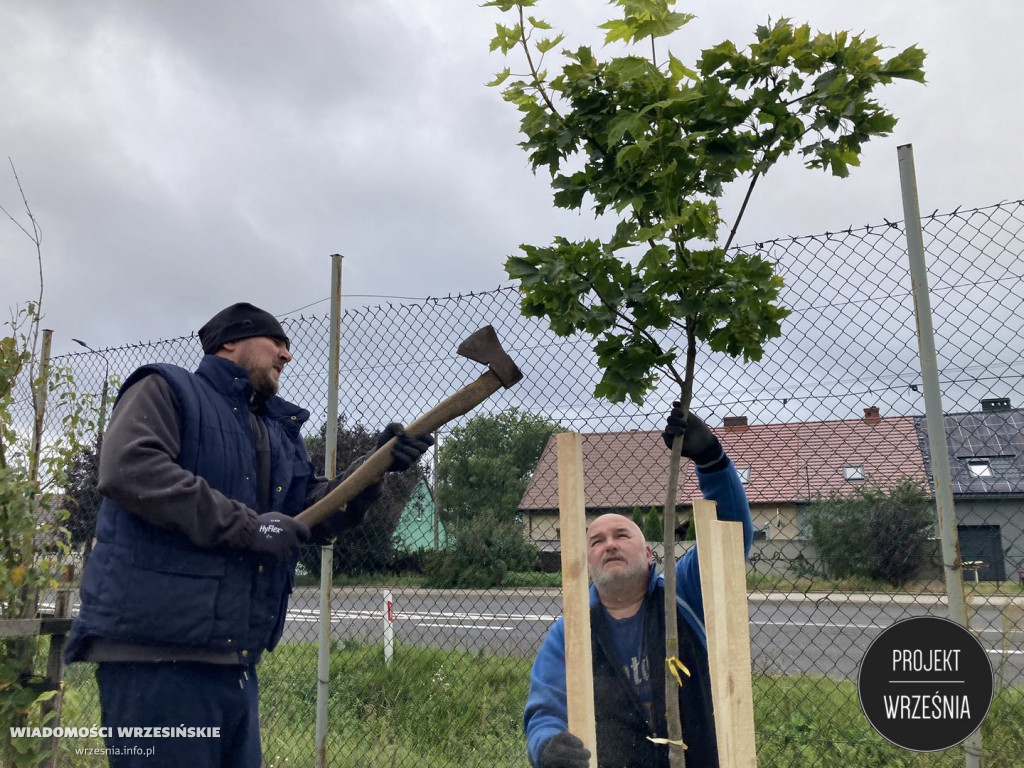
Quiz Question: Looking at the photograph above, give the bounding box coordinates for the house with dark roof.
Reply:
[914,398,1024,581]
[518,407,929,551]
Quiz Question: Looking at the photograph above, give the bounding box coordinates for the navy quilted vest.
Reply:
[66,355,312,662]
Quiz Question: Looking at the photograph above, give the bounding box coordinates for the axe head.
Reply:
[457,325,523,388]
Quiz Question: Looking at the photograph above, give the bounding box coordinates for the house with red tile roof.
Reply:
[517,407,929,549]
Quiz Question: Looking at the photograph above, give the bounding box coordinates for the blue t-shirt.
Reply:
[605,607,653,728]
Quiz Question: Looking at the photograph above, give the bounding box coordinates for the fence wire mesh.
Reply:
[11,198,1024,766]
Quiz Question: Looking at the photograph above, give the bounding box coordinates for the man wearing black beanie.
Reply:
[66,302,433,768]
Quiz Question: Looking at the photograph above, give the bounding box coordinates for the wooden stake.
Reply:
[556,432,597,766]
[692,498,757,767]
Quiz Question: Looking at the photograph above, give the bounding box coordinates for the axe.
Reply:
[296,325,523,528]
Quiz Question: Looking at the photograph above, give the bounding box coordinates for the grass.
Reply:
[747,572,1024,597]
[258,640,531,767]
[53,643,1023,767]
[963,580,1024,597]
[754,676,1024,768]
[499,571,561,589]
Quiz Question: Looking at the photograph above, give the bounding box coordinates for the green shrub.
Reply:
[804,479,933,586]
[423,516,538,588]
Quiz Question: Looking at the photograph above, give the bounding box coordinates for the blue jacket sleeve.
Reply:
[523,617,569,767]
[675,458,754,625]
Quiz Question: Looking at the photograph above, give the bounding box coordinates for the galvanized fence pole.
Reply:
[27,328,53,486]
[898,143,984,768]
[316,253,344,767]
[21,329,53,626]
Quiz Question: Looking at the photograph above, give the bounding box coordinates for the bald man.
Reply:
[524,407,754,768]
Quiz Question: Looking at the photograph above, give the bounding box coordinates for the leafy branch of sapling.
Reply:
[487,2,925,762]
[489,2,924,408]
[516,7,563,120]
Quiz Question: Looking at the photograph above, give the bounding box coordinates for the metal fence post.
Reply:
[20,329,52,627]
[28,329,53,488]
[316,253,344,768]
[898,144,984,768]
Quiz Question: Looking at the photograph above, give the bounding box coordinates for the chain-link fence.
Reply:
[10,197,1024,766]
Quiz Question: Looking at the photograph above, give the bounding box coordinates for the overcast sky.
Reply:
[2,1,1020,359]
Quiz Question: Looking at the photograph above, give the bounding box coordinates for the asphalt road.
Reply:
[283,588,1024,685]
[42,587,1022,685]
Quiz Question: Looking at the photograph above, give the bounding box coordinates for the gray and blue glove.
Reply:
[248,512,310,558]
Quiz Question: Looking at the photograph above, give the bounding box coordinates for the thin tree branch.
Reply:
[5,160,45,408]
[513,6,613,165]
[585,278,673,365]
[681,317,697,414]
[723,172,760,252]
[517,6,562,121]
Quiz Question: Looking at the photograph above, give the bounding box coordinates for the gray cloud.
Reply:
[3,0,1022,359]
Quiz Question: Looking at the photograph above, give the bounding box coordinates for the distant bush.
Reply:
[423,516,538,589]
[804,479,934,586]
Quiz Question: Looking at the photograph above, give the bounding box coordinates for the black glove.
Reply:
[335,472,382,522]
[313,474,383,539]
[540,731,591,768]
[376,422,434,472]
[662,402,725,469]
[344,480,382,518]
[248,512,310,558]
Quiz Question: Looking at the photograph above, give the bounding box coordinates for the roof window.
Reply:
[737,467,751,485]
[844,464,865,482]
[966,459,992,478]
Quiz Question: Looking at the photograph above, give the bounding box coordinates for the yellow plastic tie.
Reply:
[666,656,691,688]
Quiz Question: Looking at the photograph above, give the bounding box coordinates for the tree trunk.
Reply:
[662,325,698,766]
[662,436,687,767]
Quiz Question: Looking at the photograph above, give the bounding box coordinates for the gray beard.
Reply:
[590,560,649,593]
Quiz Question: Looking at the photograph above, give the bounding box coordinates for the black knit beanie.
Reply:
[198,302,290,355]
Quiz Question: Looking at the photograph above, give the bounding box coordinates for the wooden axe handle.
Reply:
[296,369,504,528]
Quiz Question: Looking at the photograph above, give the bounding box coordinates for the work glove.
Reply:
[317,473,383,536]
[249,512,310,558]
[662,402,726,470]
[376,422,434,472]
[343,480,381,517]
[540,731,591,768]
[327,475,385,528]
